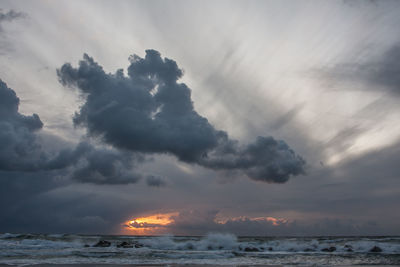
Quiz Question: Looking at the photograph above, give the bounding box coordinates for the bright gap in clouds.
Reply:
[123,212,179,235]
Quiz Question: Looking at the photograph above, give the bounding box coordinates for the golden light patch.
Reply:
[214,215,288,226]
[122,212,178,235]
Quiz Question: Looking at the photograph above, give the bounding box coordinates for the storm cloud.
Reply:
[58,50,305,183]
[146,175,166,187]
[0,79,141,184]
[0,79,44,171]
[51,142,144,185]
[1,0,400,235]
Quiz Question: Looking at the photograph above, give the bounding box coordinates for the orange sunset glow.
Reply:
[122,211,287,235]
[215,215,288,226]
[122,212,179,235]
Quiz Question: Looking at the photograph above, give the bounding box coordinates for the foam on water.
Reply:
[139,233,238,251]
[0,233,399,266]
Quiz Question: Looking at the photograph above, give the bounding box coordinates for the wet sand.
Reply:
[0,266,261,267]
[0,264,398,267]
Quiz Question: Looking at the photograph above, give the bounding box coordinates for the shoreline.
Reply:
[0,265,398,267]
[0,265,285,267]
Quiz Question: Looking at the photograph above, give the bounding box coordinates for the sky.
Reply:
[0,0,400,236]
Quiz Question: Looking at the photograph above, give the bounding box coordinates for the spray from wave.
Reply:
[1,232,400,266]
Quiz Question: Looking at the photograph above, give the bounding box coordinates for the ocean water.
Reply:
[0,233,400,266]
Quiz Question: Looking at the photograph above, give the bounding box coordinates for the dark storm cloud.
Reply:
[71,146,142,185]
[0,174,139,234]
[47,141,143,184]
[146,175,166,187]
[200,136,305,183]
[0,79,44,171]
[57,50,306,183]
[0,79,141,184]
[58,51,222,163]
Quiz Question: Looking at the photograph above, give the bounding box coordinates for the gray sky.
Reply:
[0,0,400,236]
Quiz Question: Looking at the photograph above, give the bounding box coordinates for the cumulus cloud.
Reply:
[199,136,305,183]
[0,79,141,184]
[54,142,143,185]
[0,79,45,171]
[58,50,306,183]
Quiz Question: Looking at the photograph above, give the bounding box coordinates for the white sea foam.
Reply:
[0,233,400,266]
[0,233,20,239]
[139,233,238,251]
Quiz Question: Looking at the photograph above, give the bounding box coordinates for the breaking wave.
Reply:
[1,233,400,265]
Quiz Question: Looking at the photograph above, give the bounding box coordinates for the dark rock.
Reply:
[304,248,314,252]
[116,241,127,247]
[344,244,353,252]
[93,240,111,247]
[117,241,133,248]
[268,247,273,251]
[321,246,336,252]
[370,246,382,253]
[232,251,241,256]
[244,247,260,252]
[129,240,143,248]
[84,244,90,248]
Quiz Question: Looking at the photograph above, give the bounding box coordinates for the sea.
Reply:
[1,233,400,266]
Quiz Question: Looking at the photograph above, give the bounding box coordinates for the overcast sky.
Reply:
[1,0,400,236]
